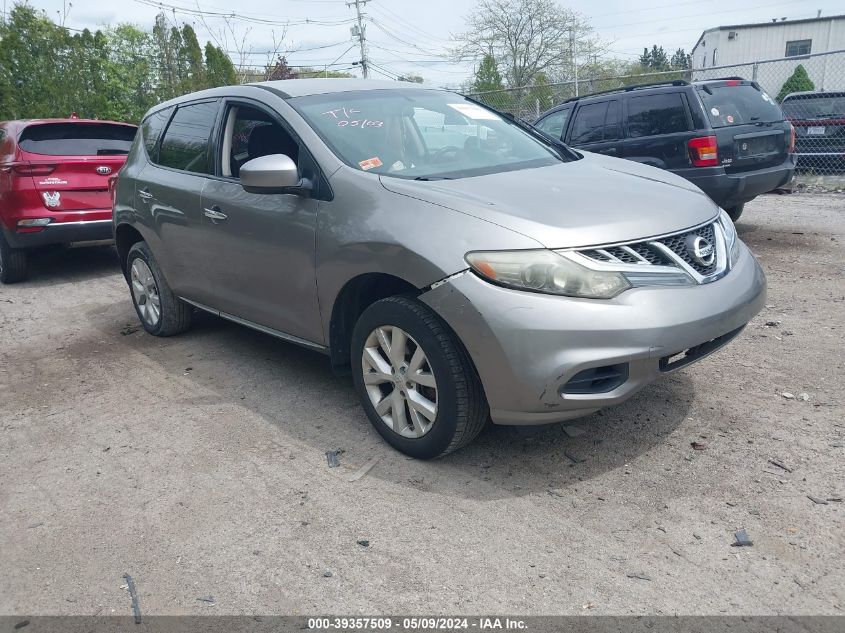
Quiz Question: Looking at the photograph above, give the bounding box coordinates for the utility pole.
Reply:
[348,0,369,78]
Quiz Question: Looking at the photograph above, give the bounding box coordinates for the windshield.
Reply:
[19,123,136,156]
[696,84,784,128]
[782,94,845,120]
[290,89,562,179]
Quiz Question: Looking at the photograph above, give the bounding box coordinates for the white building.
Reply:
[691,14,845,94]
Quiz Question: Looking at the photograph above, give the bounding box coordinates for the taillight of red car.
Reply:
[688,135,719,167]
[3,162,57,177]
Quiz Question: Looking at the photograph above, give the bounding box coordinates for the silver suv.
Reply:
[113,79,766,459]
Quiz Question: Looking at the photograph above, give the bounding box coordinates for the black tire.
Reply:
[726,203,745,222]
[126,241,192,336]
[0,233,28,284]
[351,296,488,459]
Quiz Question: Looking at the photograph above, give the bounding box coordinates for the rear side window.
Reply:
[696,84,784,128]
[570,101,619,144]
[141,107,174,163]
[627,93,690,138]
[18,123,136,156]
[535,109,570,139]
[158,101,218,174]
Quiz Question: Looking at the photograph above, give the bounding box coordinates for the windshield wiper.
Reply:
[413,176,453,181]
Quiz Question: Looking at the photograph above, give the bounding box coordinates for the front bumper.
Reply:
[676,155,795,207]
[1,219,113,249]
[421,243,766,425]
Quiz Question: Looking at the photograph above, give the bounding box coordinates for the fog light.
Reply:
[17,218,53,227]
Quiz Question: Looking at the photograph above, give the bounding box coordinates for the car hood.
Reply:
[379,151,719,249]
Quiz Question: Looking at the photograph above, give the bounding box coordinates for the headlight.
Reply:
[719,209,741,265]
[465,249,631,299]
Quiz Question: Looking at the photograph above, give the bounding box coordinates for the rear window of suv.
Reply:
[696,84,784,128]
[18,123,136,155]
[781,94,845,120]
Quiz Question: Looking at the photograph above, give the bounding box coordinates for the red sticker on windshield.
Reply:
[359,157,383,171]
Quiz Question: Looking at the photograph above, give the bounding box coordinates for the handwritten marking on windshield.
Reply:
[322,107,384,130]
[322,107,361,119]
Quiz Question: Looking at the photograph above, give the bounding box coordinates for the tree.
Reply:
[639,45,670,70]
[103,24,157,121]
[205,42,236,87]
[777,64,814,102]
[470,53,504,93]
[670,48,691,70]
[264,55,298,81]
[526,71,554,113]
[297,67,354,79]
[454,0,600,88]
[178,24,205,93]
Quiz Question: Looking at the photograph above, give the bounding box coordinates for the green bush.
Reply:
[777,65,815,102]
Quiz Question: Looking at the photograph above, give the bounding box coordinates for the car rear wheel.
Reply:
[351,296,488,459]
[0,233,28,284]
[126,241,192,336]
[726,203,745,222]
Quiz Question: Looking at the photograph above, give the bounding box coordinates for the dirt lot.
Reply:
[1,193,843,616]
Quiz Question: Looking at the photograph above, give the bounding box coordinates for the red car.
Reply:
[0,115,137,283]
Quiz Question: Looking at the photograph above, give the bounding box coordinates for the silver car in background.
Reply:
[113,79,766,459]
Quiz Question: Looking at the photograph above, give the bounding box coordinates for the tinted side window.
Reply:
[141,107,174,163]
[570,101,619,144]
[627,93,690,138]
[535,109,570,139]
[158,102,218,174]
[605,101,620,140]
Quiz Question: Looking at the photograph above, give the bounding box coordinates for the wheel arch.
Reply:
[328,272,421,372]
[115,223,145,278]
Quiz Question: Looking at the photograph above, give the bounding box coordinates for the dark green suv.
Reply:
[535,79,796,221]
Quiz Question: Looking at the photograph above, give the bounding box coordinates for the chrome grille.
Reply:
[658,223,718,276]
[582,244,671,266]
[574,220,726,285]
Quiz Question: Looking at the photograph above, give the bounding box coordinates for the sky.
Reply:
[8,0,843,88]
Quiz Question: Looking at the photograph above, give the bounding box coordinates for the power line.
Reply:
[132,0,356,27]
[369,1,451,45]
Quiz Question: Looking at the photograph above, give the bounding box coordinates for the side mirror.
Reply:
[240,154,312,195]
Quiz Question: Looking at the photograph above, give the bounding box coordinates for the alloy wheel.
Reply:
[130,259,161,327]
[361,325,438,438]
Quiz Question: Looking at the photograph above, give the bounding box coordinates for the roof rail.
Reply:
[560,79,690,104]
[694,76,747,82]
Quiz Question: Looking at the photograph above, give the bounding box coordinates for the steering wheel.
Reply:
[431,145,462,163]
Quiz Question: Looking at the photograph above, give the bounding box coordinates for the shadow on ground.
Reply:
[72,294,694,501]
[23,244,120,286]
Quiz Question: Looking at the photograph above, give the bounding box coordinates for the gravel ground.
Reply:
[0,193,843,616]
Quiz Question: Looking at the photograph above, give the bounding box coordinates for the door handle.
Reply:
[604,147,618,155]
[203,207,228,222]
[138,189,153,203]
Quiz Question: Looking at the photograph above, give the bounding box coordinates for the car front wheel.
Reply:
[126,241,193,336]
[351,296,488,459]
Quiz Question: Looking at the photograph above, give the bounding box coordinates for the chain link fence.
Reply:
[466,50,845,174]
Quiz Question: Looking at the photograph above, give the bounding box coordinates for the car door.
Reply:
[565,99,622,156]
[621,91,695,170]
[138,99,220,305]
[199,99,323,345]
